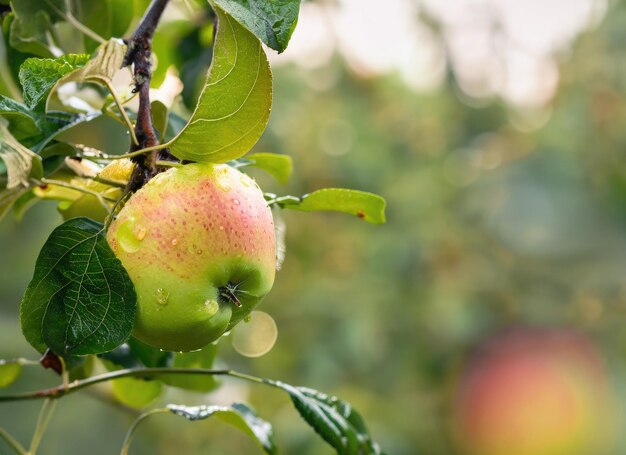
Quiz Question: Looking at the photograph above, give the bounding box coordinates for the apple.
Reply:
[107,163,276,352]
[452,327,617,455]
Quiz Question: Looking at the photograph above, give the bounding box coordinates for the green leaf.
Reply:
[62,38,126,84]
[31,112,100,153]
[112,375,162,409]
[161,343,220,392]
[168,402,277,454]
[2,12,31,90]
[100,339,172,369]
[0,361,21,387]
[12,188,38,220]
[168,4,272,163]
[9,0,65,57]
[212,0,301,53]
[128,337,172,368]
[298,388,383,455]
[151,19,195,86]
[67,355,94,381]
[280,189,387,224]
[20,217,137,356]
[163,109,188,142]
[241,152,292,184]
[268,381,384,455]
[19,54,91,111]
[151,100,168,140]
[0,95,39,139]
[108,0,135,38]
[100,354,163,408]
[0,117,41,189]
[0,186,27,223]
[99,343,143,369]
[72,0,121,52]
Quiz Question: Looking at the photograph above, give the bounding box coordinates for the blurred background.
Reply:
[2,0,626,453]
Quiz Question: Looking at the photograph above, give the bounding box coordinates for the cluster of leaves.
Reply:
[0,0,386,453]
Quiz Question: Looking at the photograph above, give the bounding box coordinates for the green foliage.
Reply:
[20,217,136,357]
[0,117,41,189]
[161,343,220,392]
[8,0,133,57]
[212,0,301,52]
[8,0,65,57]
[240,152,293,184]
[167,403,278,454]
[0,96,40,138]
[0,0,389,452]
[168,5,272,163]
[19,54,90,111]
[112,375,162,409]
[101,350,164,408]
[127,337,172,368]
[74,0,134,51]
[0,361,21,387]
[280,189,387,224]
[268,381,384,455]
[63,39,126,84]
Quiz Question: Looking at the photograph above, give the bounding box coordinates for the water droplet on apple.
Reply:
[204,299,219,317]
[134,225,147,240]
[117,217,143,253]
[155,288,169,305]
[171,238,178,246]
[233,198,240,205]
[215,177,231,192]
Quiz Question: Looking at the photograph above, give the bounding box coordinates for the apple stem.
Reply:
[220,284,243,308]
[122,0,176,192]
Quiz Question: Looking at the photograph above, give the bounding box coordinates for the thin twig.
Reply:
[120,408,170,455]
[28,399,57,455]
[88,175,128,188]
[0,368,265,403]
[45,0,106,44]
[34,178,116,212]
[0,358,40,367]
[155,160,182,168]
[0,426,26,455]
[100,79,139,146]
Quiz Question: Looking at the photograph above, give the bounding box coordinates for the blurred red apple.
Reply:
[452,327,617,455]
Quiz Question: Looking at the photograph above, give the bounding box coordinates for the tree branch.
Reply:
[0,368,265,403]
[122,0,173,192]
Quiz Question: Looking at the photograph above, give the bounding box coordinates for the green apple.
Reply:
[107,163,276,352]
